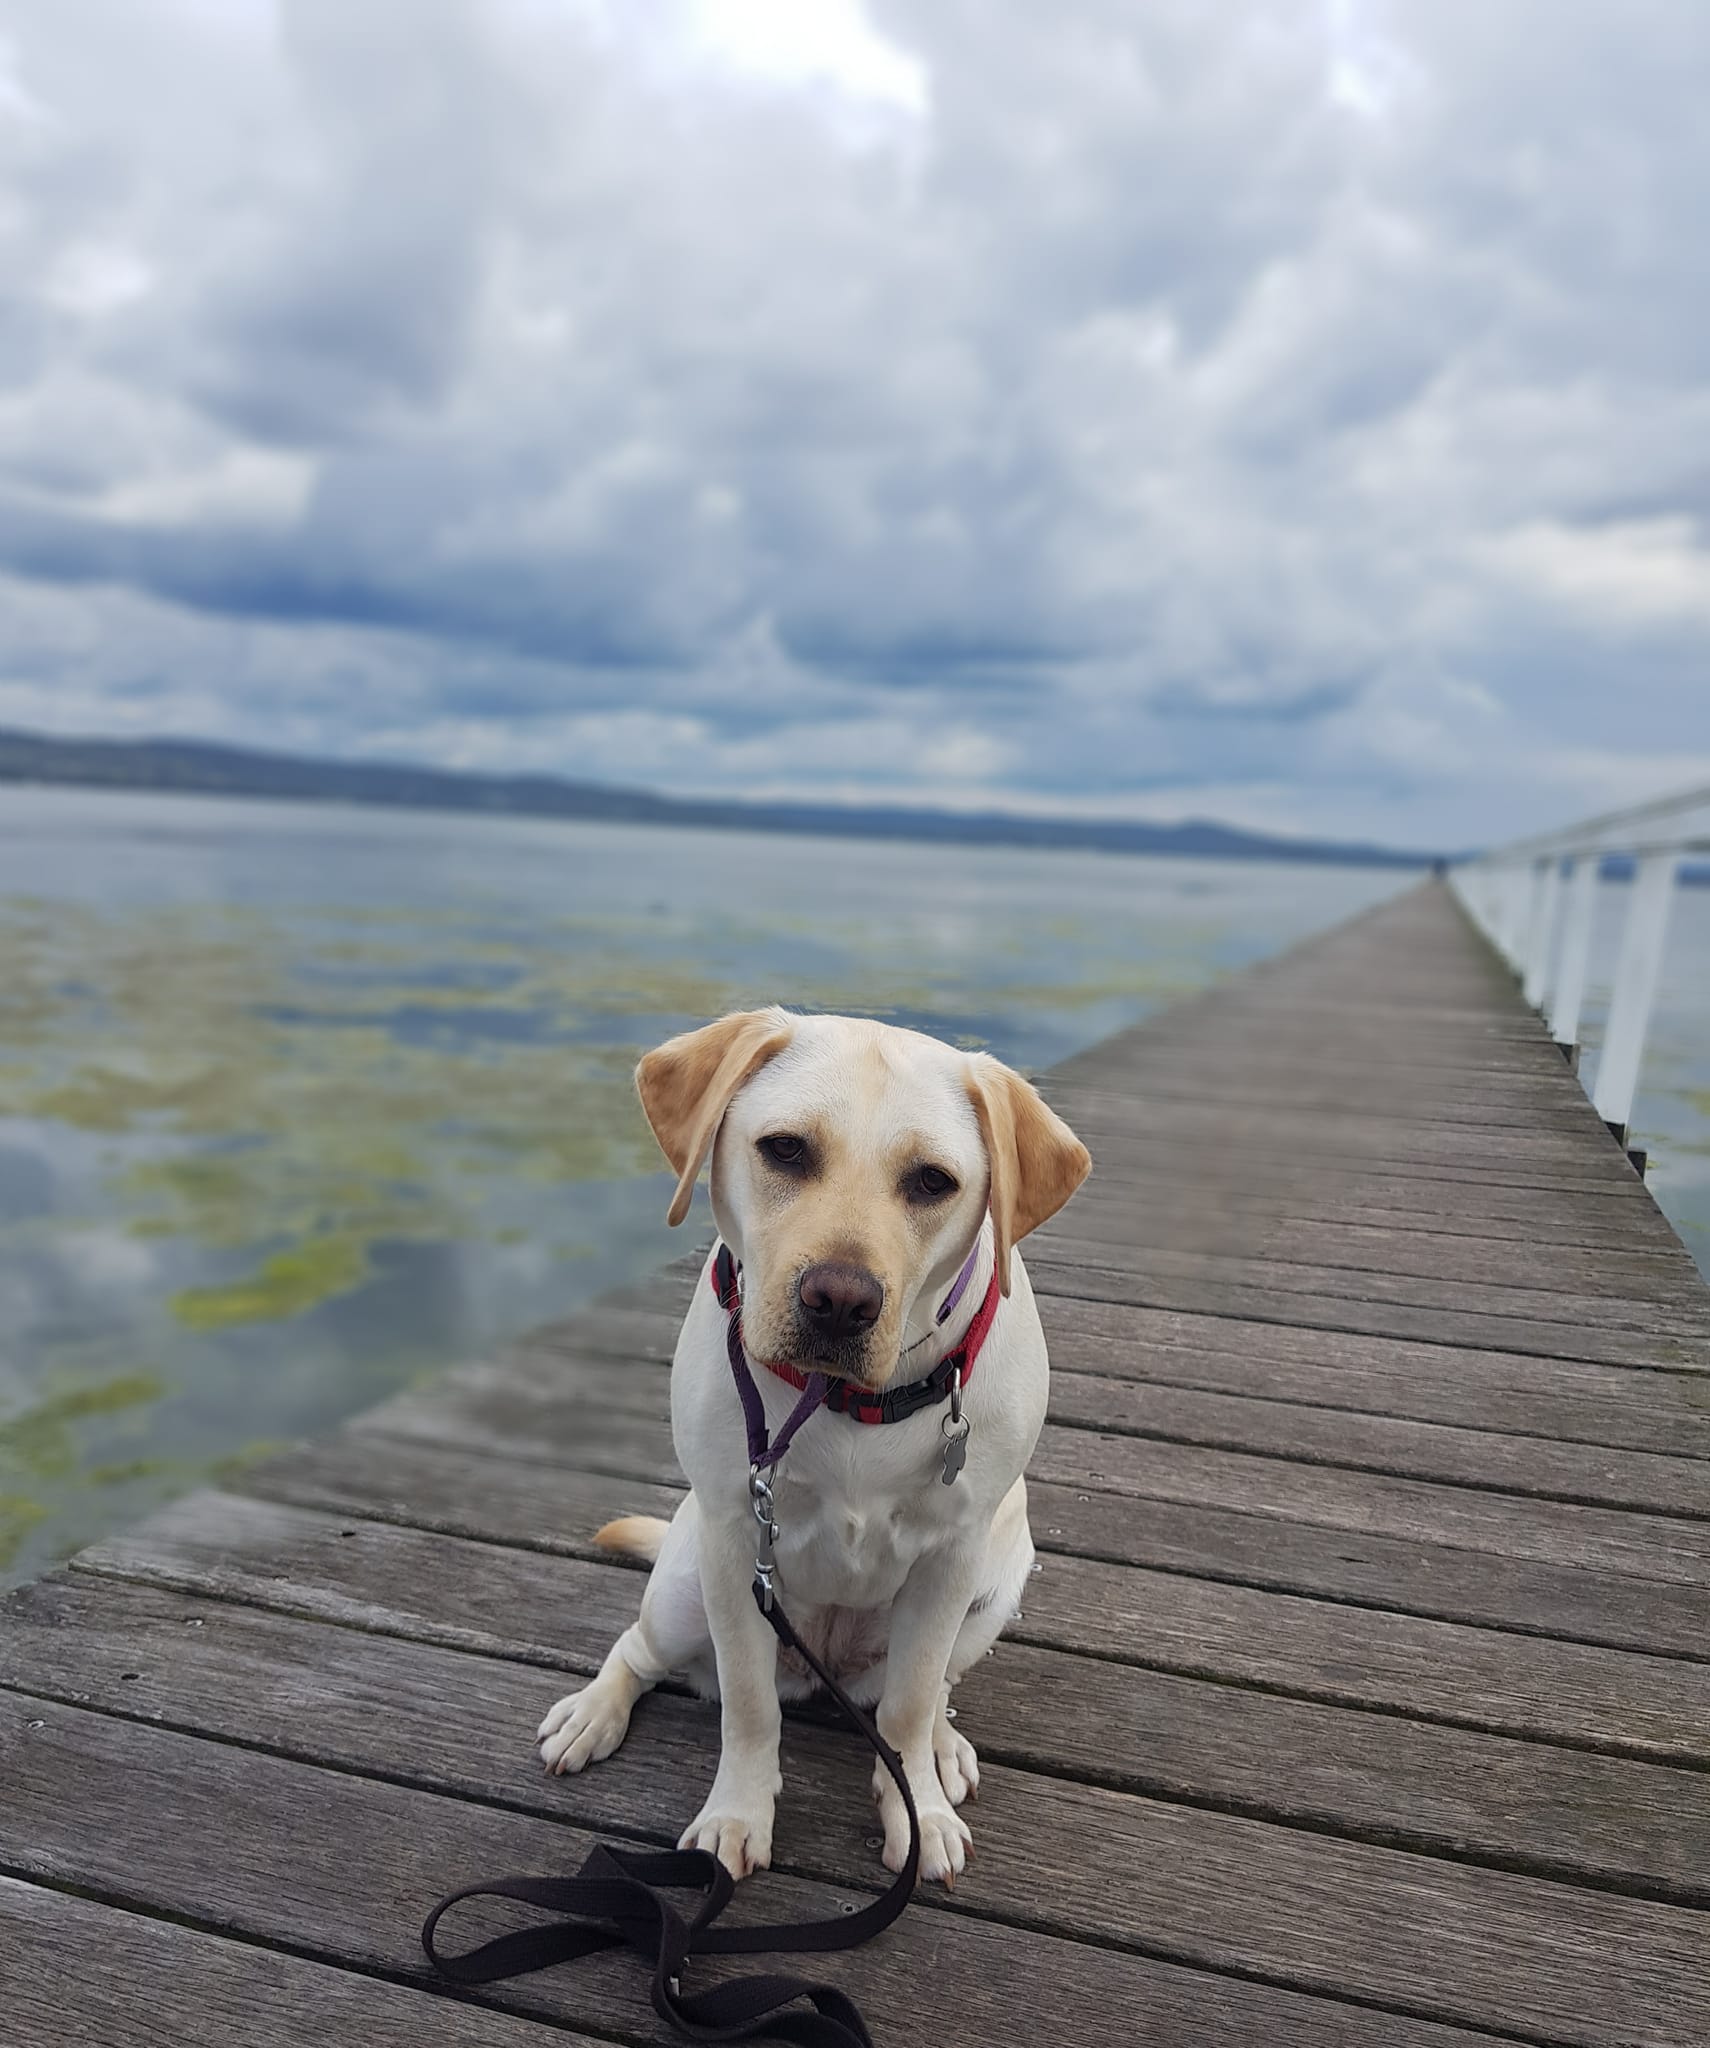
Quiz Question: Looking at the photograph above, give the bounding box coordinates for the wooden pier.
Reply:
[5,880,1709,2048]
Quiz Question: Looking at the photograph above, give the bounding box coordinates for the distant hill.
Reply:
[0,726,1437,869]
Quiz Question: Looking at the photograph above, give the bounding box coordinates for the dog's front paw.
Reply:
[680,1770,777,1879]
[873,1759,972,1885]
[933,1711,980,1806]
[537,1681,630,1775]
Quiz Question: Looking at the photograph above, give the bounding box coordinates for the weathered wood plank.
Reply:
[1052,1024,1580,1076]
[1021,1475,1710,1658]
[1026,1257,1710,1369]
[1051,1077,1623,1137]
[1061,983,1549,1030]
[1036,1308,1710,1455]
[1045,1377,1710,1515]
[1035,1291,1710,1394]
[1027,1423,1710,1586]
[1028,1175,1689,1250]
[69,1491,1710,1761]
[248,1434,687,1553]
[370,1352,676,1433]
[1041,1046,1588,1094]
[1036,1214,1704,1299]
[1026,1245,1710,1344]
[1050,1033,1602,1089]
[514,1305,682,1364]
[245,1428,1710,1663]
[1071,1146,1661,1202]
[1071,1110,1641,1178]
[348,1360,1710,1592]
[1082,1136,1648,1196]
[0,1876,588,2048]
[0,1693,1529,2048]
[354,1380,686,1483]
[13,1563,1710,1910]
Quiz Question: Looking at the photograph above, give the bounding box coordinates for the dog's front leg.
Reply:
[874,1541,984,1885]
[679,1508,782,1879]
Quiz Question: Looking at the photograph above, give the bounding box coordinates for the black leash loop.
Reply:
[422,1848,871,2046]
[422,1583,920,2046]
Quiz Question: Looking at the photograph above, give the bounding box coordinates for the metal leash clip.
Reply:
[749,1465,780,1611]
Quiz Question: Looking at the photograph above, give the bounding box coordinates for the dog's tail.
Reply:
[594,1514,670,1564]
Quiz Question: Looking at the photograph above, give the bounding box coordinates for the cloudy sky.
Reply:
[1,0,1706,847]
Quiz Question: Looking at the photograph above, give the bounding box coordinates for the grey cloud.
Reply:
[0,0,1706,844]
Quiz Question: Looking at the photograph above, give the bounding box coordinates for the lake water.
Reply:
[0,786,1703,1588]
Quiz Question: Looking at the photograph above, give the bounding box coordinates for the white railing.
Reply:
[1450,784,1710,1147]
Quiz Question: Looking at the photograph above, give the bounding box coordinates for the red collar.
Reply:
[709,1246,1001,1426]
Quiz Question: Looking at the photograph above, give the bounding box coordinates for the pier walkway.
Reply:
[5,881,1709,2048]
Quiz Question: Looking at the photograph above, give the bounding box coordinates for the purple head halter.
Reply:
[715,1232,985,1473]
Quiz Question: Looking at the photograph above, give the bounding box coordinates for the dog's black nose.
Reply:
[797,1261,884,1339]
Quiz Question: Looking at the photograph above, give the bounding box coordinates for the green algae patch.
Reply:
[0,1372,168,1482]
[172,1235,373,1331]
[0,1496,48,1571]
[30,1063,256,1134]
[85,1457,177,1486]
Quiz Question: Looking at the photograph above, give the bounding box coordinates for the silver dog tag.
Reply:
[940,1426,969,1485]
[941,1382,970,1485]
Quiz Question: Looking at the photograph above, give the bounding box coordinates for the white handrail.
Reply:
[1449,783,1706,1147]
[1461,783,1710,864]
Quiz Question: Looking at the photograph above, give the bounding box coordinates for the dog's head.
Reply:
[635,1009,1090,1387]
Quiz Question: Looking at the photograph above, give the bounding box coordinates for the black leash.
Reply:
[424,1245,935,2041]
[423,1589,917,2045]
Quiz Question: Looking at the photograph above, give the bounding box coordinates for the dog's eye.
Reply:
[906,1164,958,1203]
[758,1133,807,1169]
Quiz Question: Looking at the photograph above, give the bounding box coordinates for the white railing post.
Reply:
[1548,855,1599,1048]
[1500,864,1531,966]
[1521,858,1562,1009]
[1591,853,1681,1135]
[1461,869,1496,947]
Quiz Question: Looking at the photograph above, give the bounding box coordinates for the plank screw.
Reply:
[1076,1493,1089,1502]
[866,1836,884,1850]
[1030,1562,1043,1575]
[1046,1527,1062,1536]
[184,1617,205,1628]
[26,1719,44,1730]
[945,1707,958,1720]
[840,1901,858,1914]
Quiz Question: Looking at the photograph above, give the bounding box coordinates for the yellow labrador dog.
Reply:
[537,1009,1089,1886]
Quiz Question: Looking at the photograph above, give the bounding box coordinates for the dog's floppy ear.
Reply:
[636,1008,795,1226]
[965,1057,1091,1296]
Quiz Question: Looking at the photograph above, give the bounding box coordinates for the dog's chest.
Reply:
[771,1458,944,1610]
